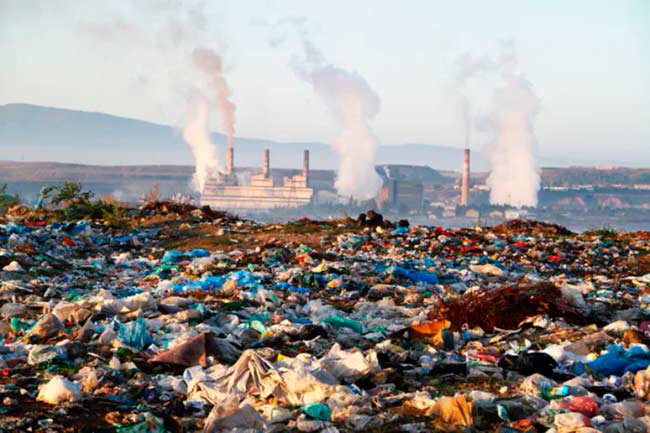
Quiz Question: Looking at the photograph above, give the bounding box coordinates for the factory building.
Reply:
[201,147,314,210]
[375,165,425,211]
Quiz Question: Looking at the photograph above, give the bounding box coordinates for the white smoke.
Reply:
[183,47,237,192]
[78,2,234,194]
[293,41,382,200]
[191,48,236,156]
[455,46,540,208]
[454,54,496,149]
[486,59,540,207]
[183,96,219,193]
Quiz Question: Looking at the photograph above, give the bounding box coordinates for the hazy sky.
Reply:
[1,0,649,163]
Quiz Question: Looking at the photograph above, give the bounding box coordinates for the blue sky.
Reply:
[1,0,649,164]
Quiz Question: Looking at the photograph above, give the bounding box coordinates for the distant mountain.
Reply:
[5,103,642,171]
[0,103,485,171]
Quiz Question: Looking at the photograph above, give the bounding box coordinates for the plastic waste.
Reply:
[585,344,650,376]
[4,207,650,431]
[553,412,590,432]
[25,313,64,342]
[320,343,379,383]
[3,260,24,272]
[204,404,266,432]
[429,395,473,432]
[115,413,166,433]
[301,402,332,421]
[117,317,152,350]
[36,375,81,404]
[634,366,650,399]
[322,315,363,334]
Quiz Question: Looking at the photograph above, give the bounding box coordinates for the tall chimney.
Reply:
[461,148,470,206]
[262,148,270,178]
[302,149,310,184]
[226,137,234,175]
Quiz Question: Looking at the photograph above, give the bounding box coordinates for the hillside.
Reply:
[0,103,483,171]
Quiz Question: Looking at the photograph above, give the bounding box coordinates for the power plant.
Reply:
[201,145,314,210]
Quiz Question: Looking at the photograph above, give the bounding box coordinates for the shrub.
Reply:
[0,184,20,214]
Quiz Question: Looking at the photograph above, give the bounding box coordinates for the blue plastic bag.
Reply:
[187,248,210,258]
[118,317,152,350]
[161,250,185,263]
[586,344,650,376]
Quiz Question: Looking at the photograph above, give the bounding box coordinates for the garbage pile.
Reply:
[2,208,650,432]
[138,201,234,222]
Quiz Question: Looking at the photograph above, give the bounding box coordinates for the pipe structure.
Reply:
[262,148,270,178]
[226,137,234,176]
[461,148,470,206]
[302,149,310,184]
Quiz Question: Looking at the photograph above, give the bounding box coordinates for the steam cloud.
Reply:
[456,47,540,208]
[184,48,237,192]
[79,2,234,194]
[191,48,236,155]
[486,59,540,208]
[293,41,382,200]
[183,97,219,193]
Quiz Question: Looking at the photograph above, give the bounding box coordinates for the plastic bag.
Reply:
[25,313,64,342]
[302,402,332,421]
[37,375,81,405]
[322,315,363,334]
[118,317,152,350]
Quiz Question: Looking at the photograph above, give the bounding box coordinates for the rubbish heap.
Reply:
[2,205,650,432]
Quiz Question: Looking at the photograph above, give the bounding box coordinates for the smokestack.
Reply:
[262,148,270,178]
[226,138,234,175]
[461,148,470,206]
[302,149,310,183]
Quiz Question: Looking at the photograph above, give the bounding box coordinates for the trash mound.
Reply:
[493,219,575,236]
[636,253,650,275]
[435,282,589,331]
[3,209,650,432]
[356,209,395,228]
[138,200,236,221]
[3,205,58,225]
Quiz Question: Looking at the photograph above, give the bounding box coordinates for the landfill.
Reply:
[2,201,650,432]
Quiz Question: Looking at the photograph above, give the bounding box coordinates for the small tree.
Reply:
[0,184,20,214]
[101,202,130,231]
[51,181,94,208]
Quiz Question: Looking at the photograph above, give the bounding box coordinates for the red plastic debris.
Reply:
[62,237,76,247]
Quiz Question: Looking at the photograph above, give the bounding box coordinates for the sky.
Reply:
[1,0,649,164]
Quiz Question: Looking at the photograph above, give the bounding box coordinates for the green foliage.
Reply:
[101,202,131,231]
[51,181,94,208]
[0,184,21,214]
[542,167,650,188]
[37,181,131,229]
[585,226,617,238]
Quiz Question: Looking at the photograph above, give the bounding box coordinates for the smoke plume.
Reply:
[454,54,496,149]
[191,48,236,153]
[183,97,219,193]
[293,41,382,200]
[78,2,234,194]
[486,59,540,207]
[455,47,540,208]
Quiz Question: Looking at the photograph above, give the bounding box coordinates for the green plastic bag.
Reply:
[322,315,363,334]
[115,413,166,433]
[301,402,331,421]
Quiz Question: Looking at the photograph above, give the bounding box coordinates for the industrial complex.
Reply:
[200,143,314,210]
[199,137,475,213]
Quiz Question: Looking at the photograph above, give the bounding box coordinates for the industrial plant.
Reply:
[199,139,475,214]
[200,143,314,210]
